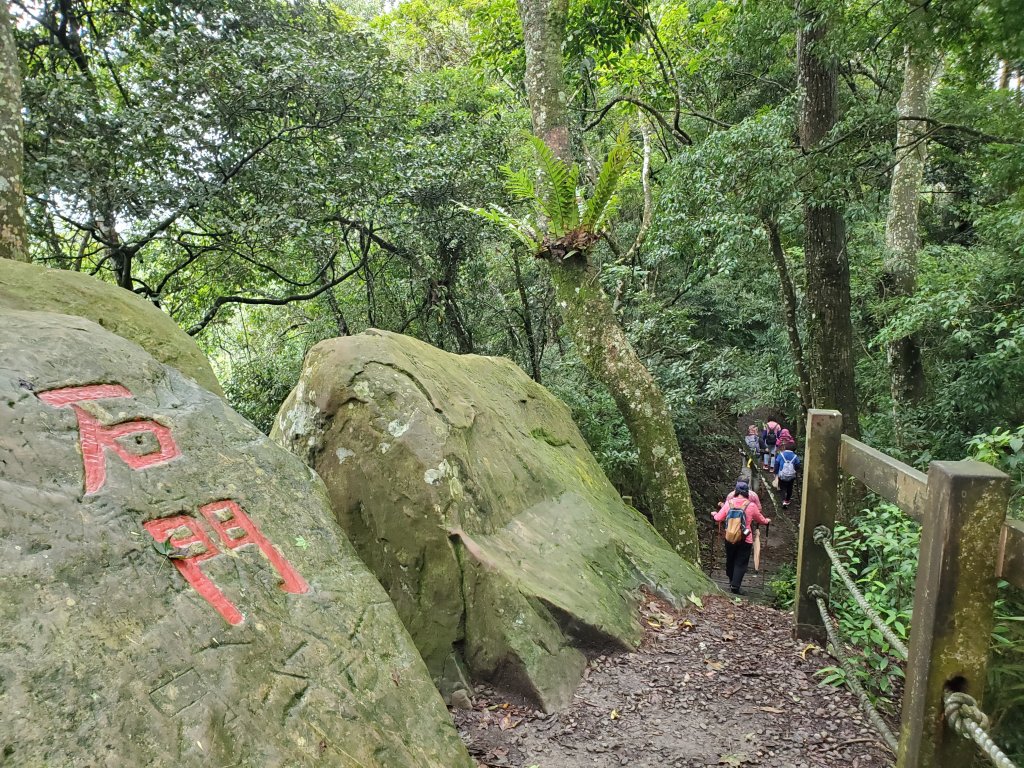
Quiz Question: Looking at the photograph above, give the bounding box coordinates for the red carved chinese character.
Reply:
[200,500,309,595]
[38,384,180,494]
[143,515,243,626]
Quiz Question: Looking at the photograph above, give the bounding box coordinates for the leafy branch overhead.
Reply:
[466,128,632,259]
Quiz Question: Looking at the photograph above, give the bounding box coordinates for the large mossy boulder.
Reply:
[0,310,473,768]
[0,258,222,395]
[272,329,711,711]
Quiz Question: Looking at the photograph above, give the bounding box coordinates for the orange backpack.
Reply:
[724,499,751,544]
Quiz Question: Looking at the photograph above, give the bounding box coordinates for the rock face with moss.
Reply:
[0,309,473,767]
[272,329,710,711]
[0,259,222,394]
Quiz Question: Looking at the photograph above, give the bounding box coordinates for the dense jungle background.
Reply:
[5,0,1024,759]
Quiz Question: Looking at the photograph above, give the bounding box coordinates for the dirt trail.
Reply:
[701,424,802,604]
[454,417,895,767]
[455,594,894,768]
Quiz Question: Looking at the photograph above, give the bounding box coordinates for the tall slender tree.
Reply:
[765,218,812,417]
[796,0,860,436]
[883,7,937,438]
[514,0,699,560]
[0,0,28,262]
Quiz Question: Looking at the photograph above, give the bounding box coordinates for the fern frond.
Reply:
[583,126,632,231]
[561,165,581,231]
[502,165,536,202]
[460,204,541,251]
[594,193,620,231]
[529,135,574,235]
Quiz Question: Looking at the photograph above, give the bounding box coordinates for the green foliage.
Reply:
[814,503,919,709]
[767,562,796,610]
[468,127,632,251]
[583,128,632,230]
[970,425,1024,516]
[988,583,1024,762]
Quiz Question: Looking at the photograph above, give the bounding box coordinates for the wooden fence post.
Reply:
[794,409,842,643]
[897,460,1009,768]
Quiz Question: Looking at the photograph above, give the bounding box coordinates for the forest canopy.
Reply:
[10,0,1022,475]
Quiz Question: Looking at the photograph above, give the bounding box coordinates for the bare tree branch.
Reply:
[583,96,692,145]
[186,257,366,335]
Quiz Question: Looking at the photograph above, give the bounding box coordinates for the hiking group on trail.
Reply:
[714,481,770,595]
[713,418,802,595]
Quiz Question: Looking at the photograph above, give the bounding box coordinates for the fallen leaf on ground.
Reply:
[800,643,820,660]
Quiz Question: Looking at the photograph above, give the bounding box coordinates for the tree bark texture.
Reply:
[765,220,812,416]
[515,0,699,560]
[797,3,860,437]
[549,256,698,559]
[516,0,571,161]
[0,2,29,262]
[883,42,933,421]
[512,251,543,383]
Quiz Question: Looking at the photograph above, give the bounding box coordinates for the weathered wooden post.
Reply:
[793,409,842,642]
[897,460,1009,768]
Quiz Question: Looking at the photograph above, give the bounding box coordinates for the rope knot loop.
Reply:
[808,584,827,600]
[813,525,832,545]
[944,691,991,735]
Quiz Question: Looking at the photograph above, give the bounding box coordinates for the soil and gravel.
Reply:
[455,412,895,768]
[454,593,895,768]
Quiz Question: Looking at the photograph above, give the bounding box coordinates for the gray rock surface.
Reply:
[0,258,222,394]
[0,309,473,768]
[272,329,711,712]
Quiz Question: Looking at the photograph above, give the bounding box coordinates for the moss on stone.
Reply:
[273,329,711,711]
[0,259,222,395]
[0,310,471,767]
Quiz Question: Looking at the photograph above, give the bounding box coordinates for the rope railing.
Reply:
[812,525,909,659]
[808,585,898,752]
[944,691,1020,768]
[810,525,1019,768]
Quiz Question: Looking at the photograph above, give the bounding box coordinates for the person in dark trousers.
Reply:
[761,420,781,470]
[713,482,771,595]
[774,446,802,508]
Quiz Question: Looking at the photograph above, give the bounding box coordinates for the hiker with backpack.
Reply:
[744,424,760,458]
[727,472,763,514]
[761,421,782,470]
[777,427,795,451]
[713,482,771,595]
[774,446,802,508]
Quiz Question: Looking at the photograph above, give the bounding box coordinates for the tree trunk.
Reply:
[883,41,934,434]
[797,1,860,437]
[765,219,812,417]
[516,0,699,560]
[0,2,29,262]
[512,251,543,383]
[549,255,698,557]
[517,0,572,161]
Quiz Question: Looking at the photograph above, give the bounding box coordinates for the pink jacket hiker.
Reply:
[725,489,763,516]
[714,497,770,545]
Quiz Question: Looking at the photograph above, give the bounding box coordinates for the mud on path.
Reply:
[455,594,894,768]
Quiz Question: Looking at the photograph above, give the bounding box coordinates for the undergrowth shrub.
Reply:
[814,503,918,711]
